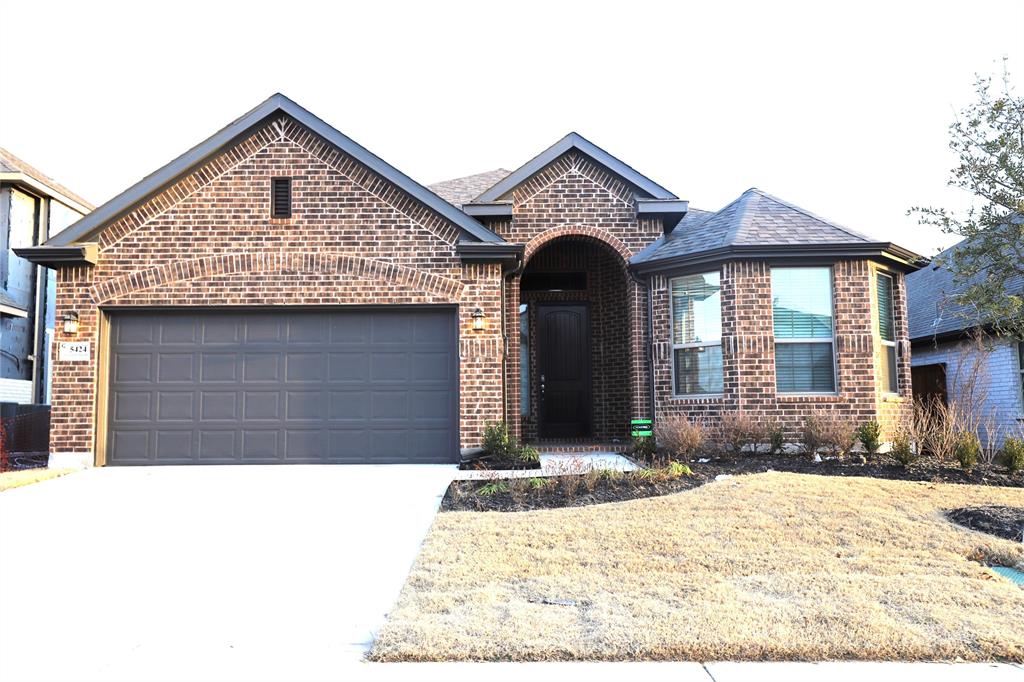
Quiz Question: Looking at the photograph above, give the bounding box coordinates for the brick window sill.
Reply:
[882,395,906,403]
[669,395,724,404]
[777,394,844,403]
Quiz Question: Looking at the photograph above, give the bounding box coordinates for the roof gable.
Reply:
[0,146,93,213]
[47,94,503,247]
[475,132,677,203]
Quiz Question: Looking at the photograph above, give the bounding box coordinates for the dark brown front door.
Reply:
[538,304,590,438]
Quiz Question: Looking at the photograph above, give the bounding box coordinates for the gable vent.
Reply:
[271,177,292,218]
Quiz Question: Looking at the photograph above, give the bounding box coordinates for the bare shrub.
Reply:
[720,411,766,455]
[802,413,825,456]
[767,419,786,455]
[655,415,707,460]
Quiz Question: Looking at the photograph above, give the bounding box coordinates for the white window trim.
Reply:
[772,266,838,396]
[669,272,723,398]
[877,271,899,395]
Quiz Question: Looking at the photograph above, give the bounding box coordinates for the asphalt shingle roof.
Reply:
[0,147,94,210]
[906,234,1024,341]
[428,169,510,208]
[632,188,875,264]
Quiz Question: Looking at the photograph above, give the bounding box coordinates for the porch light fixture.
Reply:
[471,308,485,331]
[62,311,80,335]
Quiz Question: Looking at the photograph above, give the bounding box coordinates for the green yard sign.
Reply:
[630,418,653,438]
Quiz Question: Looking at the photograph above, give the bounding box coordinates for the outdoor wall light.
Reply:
[472,308,485,331]
[62,311,80,335]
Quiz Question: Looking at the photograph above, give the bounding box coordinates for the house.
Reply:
[907,238,1024,445]
[0,148,92,405]
[17,94,923,468]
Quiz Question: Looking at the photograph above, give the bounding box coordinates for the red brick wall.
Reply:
[49,116,506,460]
[651,259,912,440]
[484,152,663,442]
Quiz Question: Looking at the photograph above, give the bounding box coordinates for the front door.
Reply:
[537,304,590,438]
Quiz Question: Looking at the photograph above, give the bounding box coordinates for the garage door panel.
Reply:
[114,354,152,382]
[157,353,194,382]
[200,353,237,382]
[107,309,457,465]
[157,392,195,421]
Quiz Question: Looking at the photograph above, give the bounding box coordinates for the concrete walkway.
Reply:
[0,465,454,681]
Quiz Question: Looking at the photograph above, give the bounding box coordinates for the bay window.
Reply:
[772,267,836,393]
[876,272,898,393]
[670,272,722,395]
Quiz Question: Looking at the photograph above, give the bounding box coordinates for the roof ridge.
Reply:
[749,188,872,242]
[0,146,94,210]
[729,188,761,244]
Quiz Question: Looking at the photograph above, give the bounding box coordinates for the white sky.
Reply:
[2,0,1022,257]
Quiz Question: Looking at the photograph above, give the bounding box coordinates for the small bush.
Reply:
[857,420,882,455]
[481,421,538,463]
[954,432,980,470]
[890,431,916,467]
[518,445,540,463]
[482,422,512,457]
[767,420,786,455]
[720,411,766,455]
[821,415,858,459]
[802,413,824,456]
[476,481,510,496]
[1001,437,1024,473]
[632,436,658,462]
[654,415,706,460]
[665,461,693,479]
[526,477,553,489]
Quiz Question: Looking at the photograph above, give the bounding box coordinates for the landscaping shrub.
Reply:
[654,415,706,460]
[890,431,916,467]
[632,436,658,463]
[819,413,857,459]
[481,421,538,464]
[476,481,510,496]
[954,431,980,470]
[802,413,825,456]
[1001,436,1024,473]
[857,420,882,455]
[720,411,767,455]
[767,420,786,455]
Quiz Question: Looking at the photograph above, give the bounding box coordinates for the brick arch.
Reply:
[522,226,633,273]
[89,251,465,304]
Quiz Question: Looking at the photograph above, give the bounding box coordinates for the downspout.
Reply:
[645,275,656,424]
[28,197,49,403]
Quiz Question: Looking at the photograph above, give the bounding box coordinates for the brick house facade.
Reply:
[19,95,923,467]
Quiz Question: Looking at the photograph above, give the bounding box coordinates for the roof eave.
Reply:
[14,243,98,268]
[463,202,513,218]
[0,173,93,214]
[455,241,524,263]
[637,199,689,234]
[631,242,929,275]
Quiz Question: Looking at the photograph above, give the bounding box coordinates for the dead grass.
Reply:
[370,472,1024,662]
[0,468,74,492]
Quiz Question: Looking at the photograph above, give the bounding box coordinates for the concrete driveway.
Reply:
[0,465,454,681]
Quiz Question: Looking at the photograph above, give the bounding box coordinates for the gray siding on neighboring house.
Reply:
[1,187,38,384]
[911,336,1024,445]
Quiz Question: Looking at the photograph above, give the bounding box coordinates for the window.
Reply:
[670,272,722,395]
[271,177,292,218]
[1018,342,1024,404]
[772,267,836,393]
[520,304,529,416]
[877,272,898,394]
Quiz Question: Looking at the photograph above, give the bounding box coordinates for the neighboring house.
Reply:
[18,94,923,468]
[0,148,92,405]
[907,238,1024,445]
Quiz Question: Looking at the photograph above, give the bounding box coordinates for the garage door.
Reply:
[105,309,458,465]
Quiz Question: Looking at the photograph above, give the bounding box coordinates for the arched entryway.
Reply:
[512,235,634,444]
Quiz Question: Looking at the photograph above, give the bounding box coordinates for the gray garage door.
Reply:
[106,309,458,465]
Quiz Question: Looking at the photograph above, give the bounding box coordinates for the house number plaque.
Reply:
[58,341,91,362]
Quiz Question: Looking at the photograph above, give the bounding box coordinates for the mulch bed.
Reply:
[443,453,1023,513]
[945,506,1024,542]
[457,455,540,471]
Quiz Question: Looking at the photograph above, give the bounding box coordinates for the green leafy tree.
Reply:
[911,59,1024,339]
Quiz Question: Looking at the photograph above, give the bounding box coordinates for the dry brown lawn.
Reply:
[370,472,1024,662]
[0,468,73,492]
